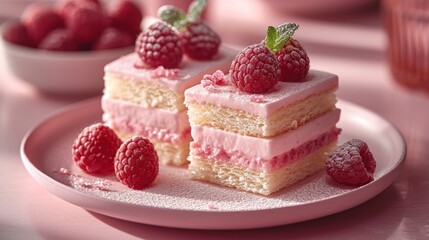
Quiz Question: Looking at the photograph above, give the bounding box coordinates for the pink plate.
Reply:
[20,98,406,230]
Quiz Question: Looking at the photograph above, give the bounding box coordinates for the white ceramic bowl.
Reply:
[0,24,133,97]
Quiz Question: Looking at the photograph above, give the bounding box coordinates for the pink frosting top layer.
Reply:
[102,97,190,143]
[104,45,237,93]
[191,109,340,160]
[184,70,338,118]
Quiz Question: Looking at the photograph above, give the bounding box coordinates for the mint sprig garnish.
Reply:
[187,0,207,22]
[157,5,186,26]
[158,0,207,30]
[265,23,299,54]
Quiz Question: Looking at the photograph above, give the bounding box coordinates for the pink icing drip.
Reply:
[111,118,191,144]
[191,128,341,172]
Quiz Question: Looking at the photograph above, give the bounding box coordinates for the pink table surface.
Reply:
[1,2,429,239]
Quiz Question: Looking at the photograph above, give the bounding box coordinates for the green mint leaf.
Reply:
[174,19,189,30]
[158,5,186,26]
[187,0,207,22]
[273,22,299,53]
[265,26,277,53]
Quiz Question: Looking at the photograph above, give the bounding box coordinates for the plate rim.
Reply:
[20,97,407,229]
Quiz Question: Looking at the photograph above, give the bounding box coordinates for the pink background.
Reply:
[1,0,428,239]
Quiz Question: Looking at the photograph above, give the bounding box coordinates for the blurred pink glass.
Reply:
[383,0,429,92]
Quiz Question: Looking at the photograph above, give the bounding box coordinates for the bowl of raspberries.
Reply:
[0,0,143,97]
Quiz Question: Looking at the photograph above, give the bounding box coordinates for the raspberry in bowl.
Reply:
[0,0,141,97]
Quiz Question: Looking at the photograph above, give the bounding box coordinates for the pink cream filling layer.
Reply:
[102,97,191,144]
[184,70,338,118]
[191,109,340,159]
[104,45,237,93]
[191,128,340,172]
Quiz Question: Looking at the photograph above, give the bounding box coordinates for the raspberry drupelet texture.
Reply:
[158,0,220,60]
[114,136,159,190]
[230,43,280,93]
[276,38,310,82]
[135,21,183,69]
[179,22,220,60]
[72,123,122,174]
[326,139,376,186]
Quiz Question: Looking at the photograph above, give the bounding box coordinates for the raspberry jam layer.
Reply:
[191,109,340,159]
[104,45,237,93]
[102,97,191,144]
[191,128,340,172]
[184,70,338,118]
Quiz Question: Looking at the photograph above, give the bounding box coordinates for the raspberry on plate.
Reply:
[135,21,183,69]
[229,43,280,93]
[21,3,64,45]
[107,0,143,38]
[39,29,80,51]
[326,139,377,186]
[72,123,122,174]
[92,28,133,50]
[114,136,159,190]
[158,0,220,60]
[1,21,35,47]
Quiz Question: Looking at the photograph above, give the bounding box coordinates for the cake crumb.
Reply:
[150,66,180,79]
[250,95,267,103]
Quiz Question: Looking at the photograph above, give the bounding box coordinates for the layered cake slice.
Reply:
[102,1,236,165]
[184,23,341,195]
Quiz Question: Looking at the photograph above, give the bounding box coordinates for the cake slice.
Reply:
[185,71,340,195]
[184,23,341,195]
[102,1,237,166]
[102,46,236,165]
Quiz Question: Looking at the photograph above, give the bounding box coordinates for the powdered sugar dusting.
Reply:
[51,165,354,211]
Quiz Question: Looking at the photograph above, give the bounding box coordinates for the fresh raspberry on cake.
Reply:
[114,136,159,189]
[1,21,35,47]
[21,3,64,45]
[276,37,309,82]
[179,22,220,60]
[263,23,309,82]
[39,29,80,51]
[107,0,143,37]
[135,21,183,69]
[230,43,280,93]
[65,4,108,46]
[93,28,133,50]
[72,123,122,174]
[158,0,220,60]
[326,139,376,186]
